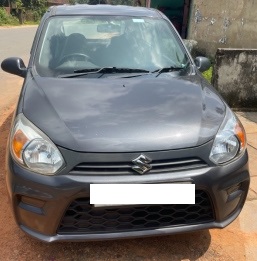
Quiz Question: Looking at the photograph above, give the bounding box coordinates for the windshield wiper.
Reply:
[120,73,151,78]
[58,67,150,78]
[152,66,185,77]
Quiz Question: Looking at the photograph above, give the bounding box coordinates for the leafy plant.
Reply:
[202,66,213,83]
[2,0,47,23]
[0,7,18,25]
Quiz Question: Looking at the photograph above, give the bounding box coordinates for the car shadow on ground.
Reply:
[0,112,212,261]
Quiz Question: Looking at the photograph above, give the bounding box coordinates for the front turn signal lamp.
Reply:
[12,129,29,161]
[10,114,65,175]
[210,108,247,164]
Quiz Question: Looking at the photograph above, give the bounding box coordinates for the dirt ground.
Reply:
[0,95,256,261]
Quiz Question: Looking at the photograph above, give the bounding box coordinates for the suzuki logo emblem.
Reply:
[132,154,152,174]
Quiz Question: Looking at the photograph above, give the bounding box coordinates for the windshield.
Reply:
[35,15,189,77]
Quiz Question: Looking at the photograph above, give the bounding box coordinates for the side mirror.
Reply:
[1,57,27,78]
[194,56,211,72]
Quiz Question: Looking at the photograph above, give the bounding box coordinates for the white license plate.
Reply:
[90,184,195,207]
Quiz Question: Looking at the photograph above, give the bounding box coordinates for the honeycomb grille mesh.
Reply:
[58,190,214,234]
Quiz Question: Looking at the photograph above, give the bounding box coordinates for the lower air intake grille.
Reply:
[58,190,214,234]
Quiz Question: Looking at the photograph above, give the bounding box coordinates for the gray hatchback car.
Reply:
[1,4,250,242]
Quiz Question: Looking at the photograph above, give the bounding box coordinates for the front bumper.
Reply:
[6,142,250,242]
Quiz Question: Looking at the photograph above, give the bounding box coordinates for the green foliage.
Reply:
[0,0,10,6]
[202,66,213,83]
[15,0,24,9]
[0,7,18,25]
[3,0,47,23]
[20,0,47,20]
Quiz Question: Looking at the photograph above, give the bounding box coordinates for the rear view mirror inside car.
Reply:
[97,23,121,33]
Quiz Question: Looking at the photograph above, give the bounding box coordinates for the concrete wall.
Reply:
[188,0,257,58]
[213,48,257,109]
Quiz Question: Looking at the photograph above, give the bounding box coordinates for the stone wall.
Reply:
[213,48,257,109]
[188,0,257,58]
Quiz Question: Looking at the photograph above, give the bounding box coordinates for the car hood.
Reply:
[23,74,225,152]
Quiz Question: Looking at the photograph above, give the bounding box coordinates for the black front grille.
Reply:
[58,190,214,234]
[70,158,207,175]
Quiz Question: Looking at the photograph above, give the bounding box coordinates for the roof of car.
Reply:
[48,4,161,18]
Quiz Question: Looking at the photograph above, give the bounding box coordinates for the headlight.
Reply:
[10,114,65,175]
[210,108,246,164]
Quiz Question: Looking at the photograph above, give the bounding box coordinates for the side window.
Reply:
[38,19,65,69]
